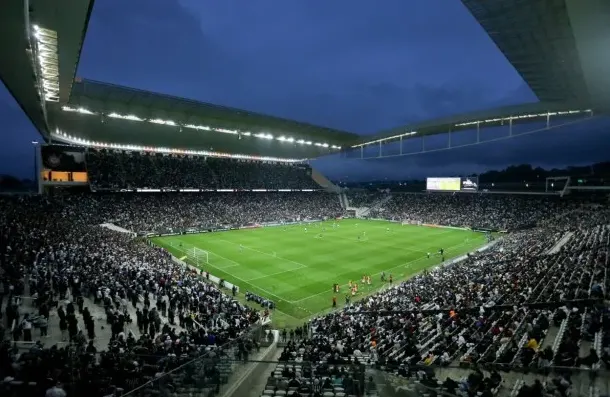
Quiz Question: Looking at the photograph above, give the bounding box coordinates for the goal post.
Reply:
[188,247,209,266]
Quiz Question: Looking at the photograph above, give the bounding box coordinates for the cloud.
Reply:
[79,0,533,134]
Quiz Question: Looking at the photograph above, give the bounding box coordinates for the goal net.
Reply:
[188,247,209,266]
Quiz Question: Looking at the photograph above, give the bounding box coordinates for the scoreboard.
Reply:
[426,177,478,192]
[40,144,88,183]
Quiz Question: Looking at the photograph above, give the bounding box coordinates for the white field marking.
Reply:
[167,241,303,320]
[214,238,309,270]
[200,259,285,300]
[291,239,477,304]
[167,237,288,302]
[172,243,242,269]
[169,241,307,314]
[245,266,307,282]
[176,222,478,305]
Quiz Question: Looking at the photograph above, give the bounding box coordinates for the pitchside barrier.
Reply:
[367,217,508,233]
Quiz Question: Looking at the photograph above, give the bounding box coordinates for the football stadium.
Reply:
[1,1,610,397]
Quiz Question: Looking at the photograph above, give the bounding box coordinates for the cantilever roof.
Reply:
[354,101,590,147]
[461,0,590,103]
[355,0,610,146]
[0,0,94,133]
[2,0,609,159]
[64,79,359,144]
[460,0,610,110]
[49,79,360,158]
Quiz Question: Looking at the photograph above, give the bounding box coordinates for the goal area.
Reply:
[168,241,209,266]
[188,247,209,266]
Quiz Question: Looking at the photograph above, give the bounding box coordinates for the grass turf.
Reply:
[152,219,487,328]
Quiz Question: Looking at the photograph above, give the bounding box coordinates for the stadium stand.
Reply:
[297,208,609,397]
[371,194,586,231]
[86,149,319,190]
[0,195,263,397]
[1,189,609,397]
[346,191,389,209]
[90,193,343,235]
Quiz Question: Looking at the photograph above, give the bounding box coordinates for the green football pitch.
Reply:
[151,219,487,327]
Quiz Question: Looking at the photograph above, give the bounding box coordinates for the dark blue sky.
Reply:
[1,0,608,180]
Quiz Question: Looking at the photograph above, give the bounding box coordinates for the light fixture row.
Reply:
[61,106,342,149]
[353,109,592,148]
[454,109,592,127]
[51,129,305,163]
[32,25,59,102]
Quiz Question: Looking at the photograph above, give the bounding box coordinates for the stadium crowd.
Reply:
[372,193,584,231]
[346,191,389,208]
[1,185,609,397]
[86,149,319,190]
[301,208,609,397]
[93,192,343,235]
[0,195,262,397]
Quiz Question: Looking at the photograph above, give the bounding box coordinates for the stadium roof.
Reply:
[1,0,609,159]
[355,0,610,147]
[462,0,610,108]
[0,0,93,134]
[352,101,592,148]
[463,0,589,103]
[49,79,359,159]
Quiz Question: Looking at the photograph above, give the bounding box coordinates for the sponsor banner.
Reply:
[260,219,324,228]
[236,224,257,230]
[259,222,283,227]
[369,218,400,223]
[471,227,508,233]
[422,223,469,231]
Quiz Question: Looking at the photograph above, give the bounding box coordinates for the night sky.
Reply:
[1,0,608,180]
